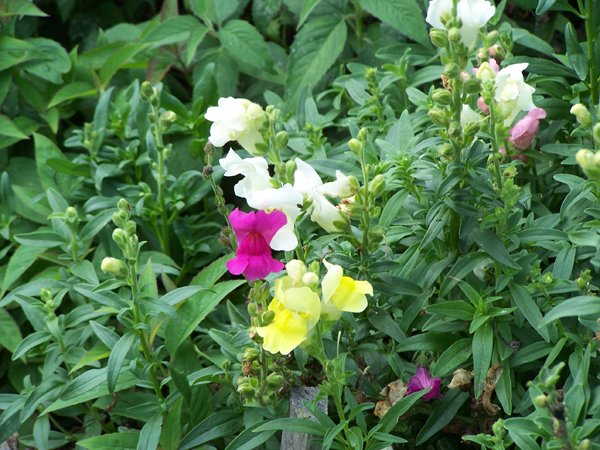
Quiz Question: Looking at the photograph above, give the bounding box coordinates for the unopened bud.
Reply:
[429,28,448,48]
[275,131,288,150]
[357,128,368,142]
[444,62,460,78]
[101,257,127,278]
[140,81,153,100]
[261,310,275,326]
[438,143,454,158]
[266,373,284,389]
[41,288,52,302]
[247,303,258,317]
[302,272,319,289]
[112,228,127,247]
[117,198,130,212]
[463,79,481,95]
[112,210,128,228]
[65,206,78,224]
[576,149,600,180]
[159,111,177,126]
[447,27,461,44]
[348,138,363,156]
[579,439,591,450]
[541,272,554,284]
[124,220,137,237]
[533,394,549,408]
[369,174,385,197]
[570,103,592,127]
[432,89,451,105]
[243,347,260,361]
[492,419,505,437]
[485,31,499,47]
[428,108,448,126]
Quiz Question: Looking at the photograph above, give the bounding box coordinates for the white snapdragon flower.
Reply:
[426,0,496,49]
[218,149,272,199]
[494,63,535,125]
[460,104,482,128]
[205,97,266,154]
[294,159,353,232]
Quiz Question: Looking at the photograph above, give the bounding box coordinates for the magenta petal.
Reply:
[254,210,287,244]
[227,254,249,275]
[407,368,442,402]
[228,208,256,241]
[243,253,285,281]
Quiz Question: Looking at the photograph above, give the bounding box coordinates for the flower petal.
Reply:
[254,209,288,244]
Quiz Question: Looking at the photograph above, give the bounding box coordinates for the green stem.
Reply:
[488,102,504,192]
[150,103,170,256]
[584,0,598,108]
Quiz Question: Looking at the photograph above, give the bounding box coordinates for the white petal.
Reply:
[294,159,323,193]
[426,0,452,29]
[318,170,353,198]
[308,192,344,232]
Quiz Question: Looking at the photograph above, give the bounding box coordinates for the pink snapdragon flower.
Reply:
[509,107,547,151]
[226,209,287,281]
[477,96,490,115]
[406,367,443,401]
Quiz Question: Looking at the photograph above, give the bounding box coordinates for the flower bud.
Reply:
[140,81,153,101]
[369,174,385,198]
[124,220,137,237]
[117,198,130,212]
[357,128,368,142]
[447,27,461,44]
[485,31,499,47]
[302,272,319,289]
[428,108,448,127]
[541,272,554,284]
[570,103,592,127]
[576,149,600,180]
[261,310,275,326]
[593,123,600,145]
[41,288,53,302]
[65,206,78,224]
[266,373,284,389]
[275,131,288,150]
[237,383,256,398]
[463,79,481,95]
[444,62,460,78]
[429,28,448,48]
[533,394,549,408]
[348,138,363,156]
[579,439,591,450]
[475,62,497,82]
[101,257,127,278]
[432,89,451,106]
[438,143,454,159]
[159,111,177,126]
[243,347,260,361]
[247,303,258,317]
[448,121,462,138]
[492,419,505,437]
[112,228,127,247]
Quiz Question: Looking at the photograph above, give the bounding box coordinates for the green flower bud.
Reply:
[275,131,288,150]
[247,303,258,317]
[429,28,448,48]
[117,198,130,212]
[576,149,600,180]
[369,174,385,198]
[570,103,592,127]
[438,143,454,159]
[112,210,128,228]
[533,394,548,408]
[266,373,284,389]
[428,108,448,127]
[101,257,127,278]
[444,62,460,78]
[447,27,461,44]
[237,383,256,398]
[463,78,481,95]
[432,88,452,106]
[243,347,260,362]
[541,272,554,285]
[159,111,177,127]
[593,123,600,145]
[579,439,591,450]
[348,138,363,156]
[261,310,275,326]
[112,228,127,247]
[448,121,462,138]
[140,81,153,101]
[65,206,78,224]
[124,220,137,237]
[368,224,384,239]
[357,128,368,142]
[492,418,505,437]
[41,288,53,302]
[485,31,499,47]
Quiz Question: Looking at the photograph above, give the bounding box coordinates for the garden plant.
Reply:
[0,0,599,449]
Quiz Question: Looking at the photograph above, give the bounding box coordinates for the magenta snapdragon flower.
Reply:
[226,208,287,281]
[509,108,546,151]
[407,367,443,401]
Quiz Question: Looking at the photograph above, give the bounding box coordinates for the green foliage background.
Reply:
[0,0,599,449]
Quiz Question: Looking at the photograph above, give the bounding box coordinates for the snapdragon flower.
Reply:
[226,209,286,281]
[407,367,443,401]
[426,0,496,49]
[509,108,546,150]
[256,272,321,355]
[494,63,536,125]
[205,97,266,154]
[321,260,373,320]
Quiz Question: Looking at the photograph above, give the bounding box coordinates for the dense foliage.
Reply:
[0,0,599,449]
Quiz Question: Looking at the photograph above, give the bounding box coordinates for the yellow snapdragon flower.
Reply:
[256,261,321,355]
[321,260,373,320]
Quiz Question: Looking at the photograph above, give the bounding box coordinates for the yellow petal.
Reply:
[256,307,309,355]
[330,276,371,313]
[278,286,321,328]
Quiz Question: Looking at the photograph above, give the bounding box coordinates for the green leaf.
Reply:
[160,397,182,450]
[472,323,493,397]
[536,0,558,14]
[43,367,138,413]
[34,133,77,195]
[0,115,29,140]
[33,415,50,450]
[137,413,163,450]
[224,422,276,450]
[539,296,600,326]
[0,0,48,16]
[357,0,429,47]
[219,20,274,72]
[0,308,23,352]
[432,338,472,377]
[48,82,98,108]
[179,411,243,450]
[298,0,324,28]
[379,390,428,433]
[107,332,136,394]
[285,17,347,106]
[415,390,469,444]
[14,230,65,247]
[253,417,327,435]
[165,280,244,353]
[161,286,206,306]
[78,432,140,450]
[99,43,147,86]
[509,284,550,342]
[565,22,588,80]
[472,229,520,270]
[22,38,71,84]
[12,330,51,359]
[0,36,35,70]
[1,244,48,296]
